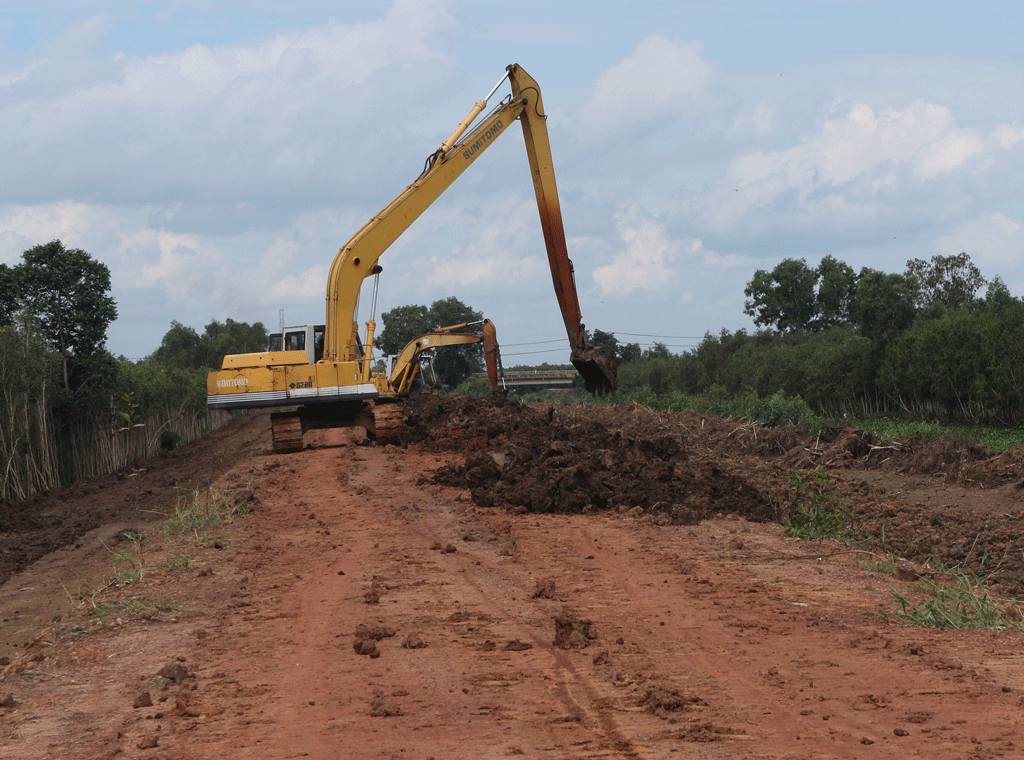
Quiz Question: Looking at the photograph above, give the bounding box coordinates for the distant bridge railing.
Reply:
[471,369,576,389]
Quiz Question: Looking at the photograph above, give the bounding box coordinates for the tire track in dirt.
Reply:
[177,432,1024,759]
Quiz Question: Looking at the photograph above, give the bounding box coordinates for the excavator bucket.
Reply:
[571,344,618,396]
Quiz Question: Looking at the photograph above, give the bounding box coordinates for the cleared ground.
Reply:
[1,397,1023,759]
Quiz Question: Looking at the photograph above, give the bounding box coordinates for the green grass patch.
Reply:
[162,485,254,542]
[880,569,1023,629]
[850,416,1024,451]
[782,468,851,541]
[102,531,147,587]
[157,553,194,573]
[596,387,821,430]
[861,554,899,574]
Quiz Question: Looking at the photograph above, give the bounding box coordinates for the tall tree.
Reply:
[905,252,987,310]
[203,318,268,367]
[814,255,857,329]
[422,297,484,388]
[852,268,920,345]
[154,321,207,369]
[743,258,819,332]
[587,329,640,363]
[377,304,432,356]
[590,329,618,350]
[0,263,18,328]
[19,240,117,389]
[378,297,483,388]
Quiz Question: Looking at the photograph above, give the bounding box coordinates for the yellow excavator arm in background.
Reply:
[323,63,616,394]
[389,319,505,397]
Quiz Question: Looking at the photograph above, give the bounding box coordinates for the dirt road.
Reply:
[2,400,1024,758]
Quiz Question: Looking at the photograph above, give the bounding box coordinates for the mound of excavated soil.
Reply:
[407,396,770,522]
[404,395,1024,594]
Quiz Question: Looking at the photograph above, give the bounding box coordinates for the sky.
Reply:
[2,1,1022,364]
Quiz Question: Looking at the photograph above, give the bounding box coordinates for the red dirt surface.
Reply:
[2,397,1024,759]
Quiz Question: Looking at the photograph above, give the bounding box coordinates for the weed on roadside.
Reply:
[102,531,147,587]
[880,569,1024,629]
[162,485,255,542]
[861,554,899,574]
[157,553,194,573]
[783,468,851,541]
[85,598,173,628]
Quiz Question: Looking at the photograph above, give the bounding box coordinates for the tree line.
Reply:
[0,240,265,502]
[602,252,1024,424]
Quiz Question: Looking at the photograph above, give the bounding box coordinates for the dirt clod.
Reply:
[353,639,380,657]
[402,633,428,649]
[640,685,707,713]
[354,624,396,641]
[157,661,189,684]
[531,579,556,599]
[553,611,597,649]
[133,692,153,709]
[369,694,401,717]
[136,733,159,749]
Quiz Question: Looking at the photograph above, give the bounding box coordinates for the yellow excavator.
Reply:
[207,63,617,452]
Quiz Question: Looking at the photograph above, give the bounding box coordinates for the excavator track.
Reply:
[371,404,405,445]
[270,411,304,454]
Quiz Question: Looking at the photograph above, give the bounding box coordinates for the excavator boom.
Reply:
[322,63,616,393]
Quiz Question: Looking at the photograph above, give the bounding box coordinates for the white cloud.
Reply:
[136,237,205,298]
[730,98,774,137]
[573,36,715,139]
[593,207,675,294]
[934,212,1024,269]
[994,123,1024,149]
[270,262,331,303]
[0,60,48,87]
[414,199,547,291]
[700,247,759,271]
[913,127,984,179]
[707,100,1008,227]
[0,2,460,205]
[0,202,117,262]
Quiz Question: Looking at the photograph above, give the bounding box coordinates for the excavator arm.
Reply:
[324,63,616,394]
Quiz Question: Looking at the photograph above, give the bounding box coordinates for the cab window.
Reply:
[314,327,325,362]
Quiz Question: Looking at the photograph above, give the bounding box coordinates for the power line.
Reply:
[501,338,568,347]
[613,332,704,339]
[502,347,570,357]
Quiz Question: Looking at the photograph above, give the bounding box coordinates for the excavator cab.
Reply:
[267,325,325,365]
